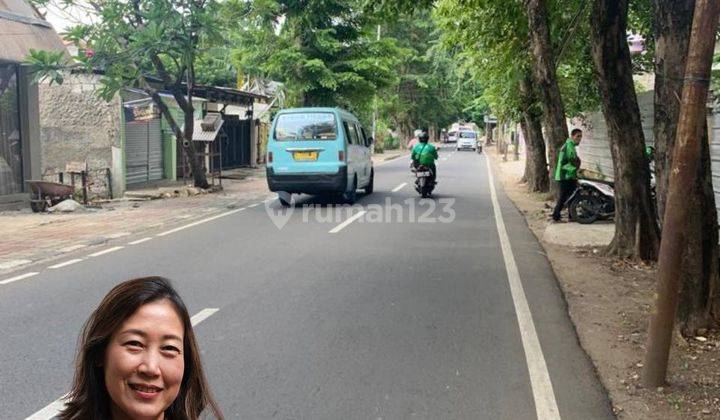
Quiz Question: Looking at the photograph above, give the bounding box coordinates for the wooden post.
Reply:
[642,0,720,386]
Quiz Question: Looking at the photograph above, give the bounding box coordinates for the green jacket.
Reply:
[554,139,579,181]
[411,142,439,166]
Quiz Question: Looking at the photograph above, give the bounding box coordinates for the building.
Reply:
[39,73,268,198]
[0,0,66,205]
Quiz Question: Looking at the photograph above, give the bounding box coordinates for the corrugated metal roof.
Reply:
[0,0,66,62]
[192,113,224,142]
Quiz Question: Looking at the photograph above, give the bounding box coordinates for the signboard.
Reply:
[484,115,498,124]
[124,103,160,122]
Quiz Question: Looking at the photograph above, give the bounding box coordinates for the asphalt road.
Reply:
[0,146,614,419]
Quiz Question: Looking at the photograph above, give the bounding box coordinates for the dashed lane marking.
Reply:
[48,259,83,269]
[0,272,39,285]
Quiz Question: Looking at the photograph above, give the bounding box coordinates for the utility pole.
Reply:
[642,0,720,387]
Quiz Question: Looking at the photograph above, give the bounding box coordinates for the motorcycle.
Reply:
[567,179,615,224]
[411,163,435,198]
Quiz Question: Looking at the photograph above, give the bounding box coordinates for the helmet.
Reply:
[418,131,429,142]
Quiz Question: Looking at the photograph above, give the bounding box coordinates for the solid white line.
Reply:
[28,308,220,420]
[191,308,220,326]
[25,395,68,420]
[48,259,83,269]
[391,182,407,192]
[485,156,561,419]
[248,203,260,208]
[157,208,244,237]
[129,237,152,245]
[0,272,39,285]
[88,246,124,257]
[329,210,367,234]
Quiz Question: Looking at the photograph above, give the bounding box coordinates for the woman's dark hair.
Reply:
[60,276,223,420]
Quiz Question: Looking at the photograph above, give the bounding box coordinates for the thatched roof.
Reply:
[0,0,66,62]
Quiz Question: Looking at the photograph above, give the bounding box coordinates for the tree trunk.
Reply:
[654,0,719,334]
[520,76,550,192]
[590,0,660,260]
[146,88,209,189]
[525,0,569,195]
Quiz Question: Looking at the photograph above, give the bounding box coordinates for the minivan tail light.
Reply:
[338,150,345,161]
[268,152,273,163]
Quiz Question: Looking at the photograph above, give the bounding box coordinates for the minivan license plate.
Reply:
[293,151,318,161]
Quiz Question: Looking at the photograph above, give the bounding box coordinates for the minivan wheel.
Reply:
[278,193,292,207]
[364,170,374,195]
[343,177,357,204]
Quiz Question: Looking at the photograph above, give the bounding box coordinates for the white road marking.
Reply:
[157,208,244,237]
[0,259,31,270]
[392,182,407,192]
[191,308,220,326]
[329,210,367,234]
[485,156,561,419]
[48,259,83,269]
[25,395,68,420]
[0,272,39,285]
[27,307,220,419]
[88,246,124,257]
[248,203,260,208]
[129,237,152,245]
[59,244,86,253]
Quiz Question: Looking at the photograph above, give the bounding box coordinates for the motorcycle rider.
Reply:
[411,130,439,184]
[552,128,582,222]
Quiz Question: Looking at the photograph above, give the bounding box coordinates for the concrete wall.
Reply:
[576,91,720,221]
[39,74,122,198]
[573,91,655,180]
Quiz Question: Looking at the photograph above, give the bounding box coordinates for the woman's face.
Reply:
[104,299,185,420]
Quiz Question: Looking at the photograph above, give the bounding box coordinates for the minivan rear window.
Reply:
[275,113,337,141]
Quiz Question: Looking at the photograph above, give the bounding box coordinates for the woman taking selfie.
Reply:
[60,276,223,420]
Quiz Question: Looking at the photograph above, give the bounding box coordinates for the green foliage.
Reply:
[25,49,68,85]
[229,0,401,116]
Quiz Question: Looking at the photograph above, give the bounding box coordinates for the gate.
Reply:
[218,118,251,169]
[125,118,163,185]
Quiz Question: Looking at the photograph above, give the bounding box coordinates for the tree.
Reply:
[519,75,549,192]
[525,0,569,194]
[589,0,660,260]
[230,0,399,117]
[29,0,223,188]
[436,0,550,191]
[653,0,719,333]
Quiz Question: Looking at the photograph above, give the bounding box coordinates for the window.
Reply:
[345,121,360,145]
[459,131,476,139]
[0,64,22,195]
[274,113,337,141]
[355,124,367,146]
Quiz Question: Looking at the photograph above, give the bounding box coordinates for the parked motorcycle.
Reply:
[567,179,615,224]
[411,164,435,198]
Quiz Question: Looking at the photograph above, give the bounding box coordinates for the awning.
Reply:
[192,112,224,142]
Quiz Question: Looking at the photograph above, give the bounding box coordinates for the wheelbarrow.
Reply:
[25,180,76,213]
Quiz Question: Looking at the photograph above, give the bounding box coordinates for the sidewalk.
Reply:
[0,168,272,275]
[488,149,720,419]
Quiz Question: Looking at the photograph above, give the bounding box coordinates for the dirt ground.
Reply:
[489,150,720,419]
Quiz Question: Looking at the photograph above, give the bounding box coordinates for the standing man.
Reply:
[552,128,583,222]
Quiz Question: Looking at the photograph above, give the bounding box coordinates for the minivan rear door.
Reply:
[271,112,342,174]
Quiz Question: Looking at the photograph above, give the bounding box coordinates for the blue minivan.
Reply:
[266,108,374,205]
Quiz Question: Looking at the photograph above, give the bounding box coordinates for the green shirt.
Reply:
[411,142,439,166]
[554,139,579,181]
